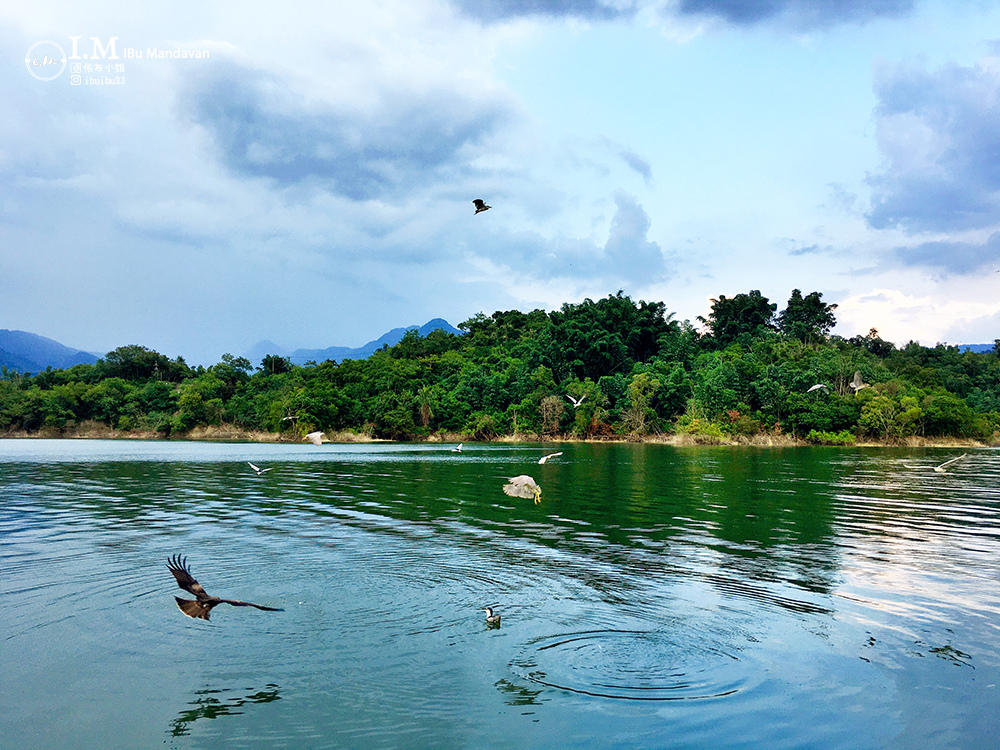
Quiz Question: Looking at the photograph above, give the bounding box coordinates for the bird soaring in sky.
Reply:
[166,555,284,621]
[473,199,491,214]
[538,452,563,464]
[247,462,272,475]
[503,475,542,503]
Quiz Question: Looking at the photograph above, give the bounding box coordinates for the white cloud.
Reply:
[836,287,1000,344]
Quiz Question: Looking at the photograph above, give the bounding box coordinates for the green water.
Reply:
[2,440,998,749]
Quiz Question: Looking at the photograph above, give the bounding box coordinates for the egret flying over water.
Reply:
[304,431,326,446]
[933,453,967,473]
[452,443,464,452]
[538,452,563,464]
[503,475,542,503]
[247,462,272,476]
[166,555,284,621]
[484,606,501,627]
[473,199,491,214]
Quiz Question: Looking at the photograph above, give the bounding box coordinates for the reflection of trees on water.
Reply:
[494,678,543,707]
[169,683,281,737]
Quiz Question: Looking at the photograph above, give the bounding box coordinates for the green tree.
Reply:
[777,289,838,344]
[699,290,777,349]
[260,355,293,375]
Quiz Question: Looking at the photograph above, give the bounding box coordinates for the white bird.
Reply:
[849,371,870,391]
[484,606,501,627]
[247,462,272,476]
[452,443,464,452]
[503,475,542,503]
[933,453,967,473]
[538,452,563,464]
[566,394,587,407]
[473,199,491,214]
[304,431,326,446]
[807,384,830,395]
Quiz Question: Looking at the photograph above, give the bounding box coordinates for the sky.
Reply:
[3,0,1000,365]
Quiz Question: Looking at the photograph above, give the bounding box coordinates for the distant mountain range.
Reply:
[0,329,99,374]
[244,318,463,365]
[0,320,463,374]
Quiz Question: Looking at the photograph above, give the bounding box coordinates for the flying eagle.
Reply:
[473,199,491,214]
[167,554,283,621]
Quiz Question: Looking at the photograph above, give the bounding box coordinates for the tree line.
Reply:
[2,290,999,444]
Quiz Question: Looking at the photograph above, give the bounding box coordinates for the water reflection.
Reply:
[169,684,281,737]
[2,440,999,750]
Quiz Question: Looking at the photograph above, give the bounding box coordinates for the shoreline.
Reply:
[1,423,993,449]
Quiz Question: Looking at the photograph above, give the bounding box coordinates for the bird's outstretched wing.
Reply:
[934,453,967,472]
[248,462,272,474]
[538,452,563,464]
[167,554,210,600]
[219,599,284,612]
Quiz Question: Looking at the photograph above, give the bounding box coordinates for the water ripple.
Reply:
[512,628,758,701]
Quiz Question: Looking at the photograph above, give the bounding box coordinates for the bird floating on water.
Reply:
[247,462,272,476]
[304,431,326,446]
[473,199,491,214]
[484,607,501,627]
[933,453,967,473]
[538,452,563,464]
[166,554,284,621]
[503,475,542,504]
[452,443,464,452]
[566,394,587,407]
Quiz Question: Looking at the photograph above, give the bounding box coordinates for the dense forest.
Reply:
[2,290,999,445]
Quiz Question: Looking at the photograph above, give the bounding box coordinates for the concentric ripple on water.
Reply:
[512,629,756,701]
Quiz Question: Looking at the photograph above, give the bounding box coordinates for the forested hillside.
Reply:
[2,291,998,444]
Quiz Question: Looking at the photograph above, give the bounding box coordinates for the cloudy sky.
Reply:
[3,0,1000,364]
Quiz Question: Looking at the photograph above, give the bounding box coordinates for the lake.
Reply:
[2,439,998,749]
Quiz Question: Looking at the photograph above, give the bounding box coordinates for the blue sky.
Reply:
[3,0,999,364]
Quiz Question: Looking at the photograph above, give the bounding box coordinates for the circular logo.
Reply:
[25,40,67,81]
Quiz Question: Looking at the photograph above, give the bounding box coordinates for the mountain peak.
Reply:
[0,329,99,374]
[246,319,463,366]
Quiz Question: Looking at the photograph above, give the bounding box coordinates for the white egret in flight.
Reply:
[503,475,542,503]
